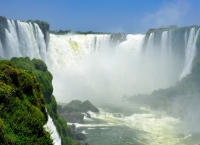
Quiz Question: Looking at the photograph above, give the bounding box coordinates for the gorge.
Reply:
[0,16,200,144]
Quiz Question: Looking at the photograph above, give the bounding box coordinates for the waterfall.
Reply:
[0,40,3,58]
[7,20,20,57]
[95,35,111,51]
[145,33,154,59]
[168,30,172,61]
[161,31,169,62]
[184,29,188,50]
[1,18,200,112]
[84,34,97,52]
[117,34,145,56]
[179,28,200,80]
[34,23,48,64]
[1,20,47,62]
[47,34,111,70]
[1,18,200,83]
[44,115,61,145]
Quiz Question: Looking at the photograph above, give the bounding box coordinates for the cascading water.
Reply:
[145,33,154,59]
[95,34,111,51]
[7,20,20,57]
[168,30,172,61]
[4,29,18,58]
[1,18,200,145]
[161,31,169,62]
[2,20,199,83]
[44,115,61,145]
[1,20,47,63]
[17,21,39,59]
[0,19,60,144]
[179,28,200,80]
[47,34,111,71]
[117,34,145,56]
[0,39,3,58]
[34,23,48,63]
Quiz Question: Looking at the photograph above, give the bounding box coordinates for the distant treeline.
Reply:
[50,30,114,35]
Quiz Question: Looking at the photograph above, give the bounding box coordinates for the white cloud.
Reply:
[142,0,190,28]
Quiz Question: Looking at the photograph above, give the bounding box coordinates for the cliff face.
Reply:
[0,60,52,144]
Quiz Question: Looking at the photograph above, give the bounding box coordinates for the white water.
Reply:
[68,107,199,145]
[161,31,169,62]
[7,20,20,57]
[34,23,48,64]
[1,19,200,144]
[44,115,61,145]
[168,30,172,61]
[51,33,177,103]
[47,34,111,71]
[2,20,45,61]
[117,34,145,56]
[145,33,154,59]
[179,28,200,80]
[1,20,61,144]
[0,40,3,58]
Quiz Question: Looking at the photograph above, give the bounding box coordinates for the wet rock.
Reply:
[60,112,84,124]
[68,124,76,138]
[75,133,86,140]
[85,112,91,118]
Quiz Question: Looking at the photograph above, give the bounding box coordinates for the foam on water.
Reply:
[73,107,198,145]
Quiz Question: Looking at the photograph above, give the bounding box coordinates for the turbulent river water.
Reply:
[70,103,200,145]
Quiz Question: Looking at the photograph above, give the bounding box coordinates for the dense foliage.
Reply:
[50,29,112,35]
[0,60,52,144]
[10,57,79,145]
[50,29,130,35]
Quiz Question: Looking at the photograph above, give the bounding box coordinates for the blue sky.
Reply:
[0,0,200,33]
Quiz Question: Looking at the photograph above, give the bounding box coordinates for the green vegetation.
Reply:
[0,60,52,144]
[50,29,117,35]
[9,57,79,145]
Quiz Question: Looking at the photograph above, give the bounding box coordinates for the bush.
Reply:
[10,57,79,145]
[0,60,52,144]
